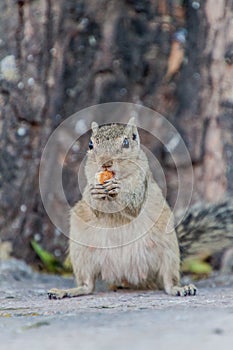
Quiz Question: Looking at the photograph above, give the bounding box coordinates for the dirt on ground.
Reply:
[1,259,233,350]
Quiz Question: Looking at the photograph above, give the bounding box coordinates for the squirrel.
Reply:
[48,118,232,299]
[176,200,233,267]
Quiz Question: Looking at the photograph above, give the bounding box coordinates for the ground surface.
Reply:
[1,259,233,350]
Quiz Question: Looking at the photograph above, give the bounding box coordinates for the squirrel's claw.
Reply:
[90,179,120,199]
[103,179,120,198]
[171,284,197,297]
[48,288,68,299]
[90,184,106,199]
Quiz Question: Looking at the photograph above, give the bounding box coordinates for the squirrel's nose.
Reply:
[102,160,113,168]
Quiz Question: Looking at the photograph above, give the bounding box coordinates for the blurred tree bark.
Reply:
[0,0,233,264]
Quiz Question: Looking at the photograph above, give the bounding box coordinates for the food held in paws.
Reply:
[95,170,114,184]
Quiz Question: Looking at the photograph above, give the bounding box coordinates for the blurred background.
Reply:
[0,0,233,271]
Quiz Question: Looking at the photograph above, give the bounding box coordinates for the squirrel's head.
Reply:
[88,117,140,168]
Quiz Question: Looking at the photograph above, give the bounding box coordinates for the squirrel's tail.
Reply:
[176,200,233,261]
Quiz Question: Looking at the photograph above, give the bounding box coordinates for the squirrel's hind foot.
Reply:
[48,285,94,300]
[48,288,68,299]
[169,284,197,297]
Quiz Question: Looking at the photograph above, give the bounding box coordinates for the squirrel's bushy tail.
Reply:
[176,200,233,260]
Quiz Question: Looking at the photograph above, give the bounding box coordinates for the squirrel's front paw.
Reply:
[90,183,107,199]
[103,179,120,197]
[90,179,120,199]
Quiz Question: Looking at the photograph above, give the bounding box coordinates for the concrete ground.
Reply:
[1,259,233,350]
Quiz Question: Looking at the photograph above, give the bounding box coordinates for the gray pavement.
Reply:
[1,259,233,350]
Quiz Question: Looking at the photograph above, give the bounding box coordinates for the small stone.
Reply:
[50,47,57,56]
[54,249,61,257]
[88,35,97,46]
[54,228,61,236]
[20,204,27,213]
[192,1,200,10]
[53,114,62,124]
[27,77,35,86]
[17,127,27,137]
[173,28,187,44]
[33,233,41,242]
[78,17,89,30]
[17,82,24,90]
[120,88,127,96]
[27,54,34,62]
[66,88,75,97]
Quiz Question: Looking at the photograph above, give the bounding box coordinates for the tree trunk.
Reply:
[0,0,232,264]
[173,0,233,205]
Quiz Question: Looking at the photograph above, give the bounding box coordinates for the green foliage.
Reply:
[31,240,69,273]
[182,258,212,277]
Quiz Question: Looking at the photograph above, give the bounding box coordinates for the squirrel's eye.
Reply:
[132,133,137,141]
[123,138,129,148]
[89,140,94,150]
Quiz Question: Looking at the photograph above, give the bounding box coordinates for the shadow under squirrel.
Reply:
[48,118,233,299]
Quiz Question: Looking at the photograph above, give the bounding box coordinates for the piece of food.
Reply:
[95,170,114,184]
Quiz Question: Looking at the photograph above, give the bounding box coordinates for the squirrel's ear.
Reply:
[126,117,140,147]
[127,117,136,127]
[126,117,137,133]
[91,121,99,135]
